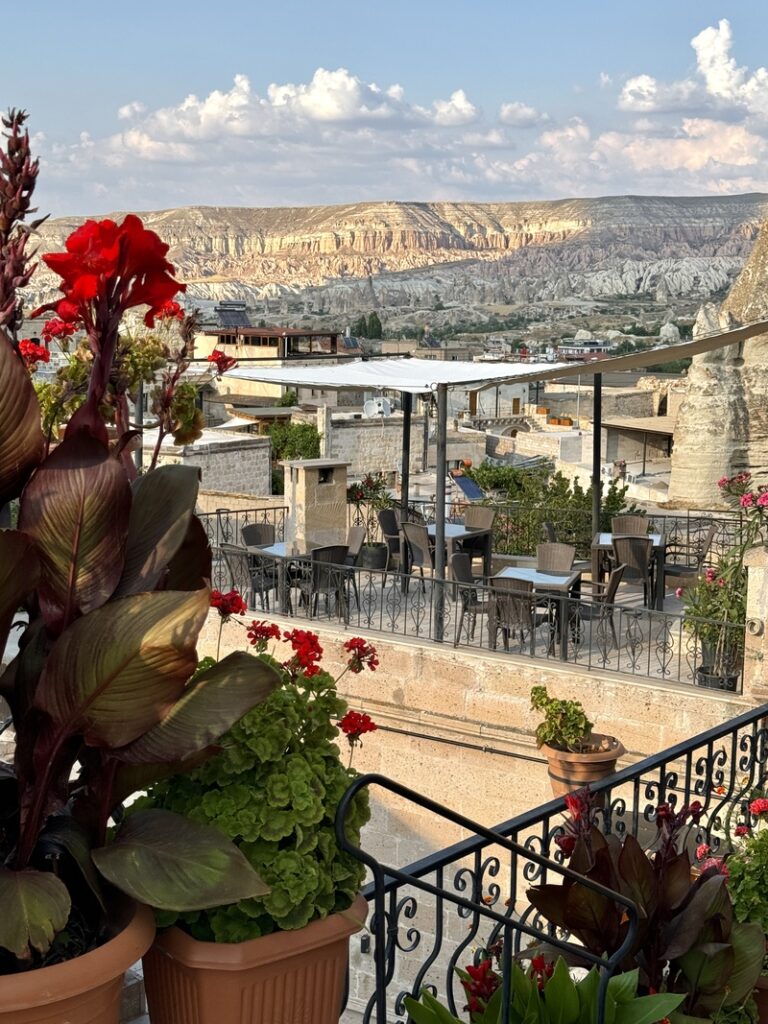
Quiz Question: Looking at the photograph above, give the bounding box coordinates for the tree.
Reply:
[352,315,368,338]
[268,422,322,494]
[367,311,383,339]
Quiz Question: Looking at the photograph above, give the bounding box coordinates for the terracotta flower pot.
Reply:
[542,734,625,797]
[0,901,155,1024]
[143,894,368,1024]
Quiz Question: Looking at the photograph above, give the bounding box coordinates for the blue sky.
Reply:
[8,2,768,215]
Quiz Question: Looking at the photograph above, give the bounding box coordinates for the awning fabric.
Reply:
[223,320,768,393]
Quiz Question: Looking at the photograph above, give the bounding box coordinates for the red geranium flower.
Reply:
[40,317,77,344]
[343,636,379,674]
[18,338,50,368]
[734,824,751,837]
[210,588,248,619]
[338,709,378,746]
[282,628,323,678]
[750,797,768,816]
[246,620,281,652]
[208,349,237,375]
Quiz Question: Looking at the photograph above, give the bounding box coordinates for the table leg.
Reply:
[559,592,569,661]
[591,545,600,590]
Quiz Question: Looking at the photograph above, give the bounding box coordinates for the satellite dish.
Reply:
[363,397,392,419]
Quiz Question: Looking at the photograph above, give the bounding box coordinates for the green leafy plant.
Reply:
[527,790,765,1020]
[530,686,594,752]
[348,474,394,544]
[404,958,683,1024]
[137,622,378,941]
[727,797,768,940]
[0,113,282,975]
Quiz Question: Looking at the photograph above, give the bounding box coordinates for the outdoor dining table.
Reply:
[590,531,666,611]
[426,522,493,577]
[492,566,583,660]
[248,542,311,614]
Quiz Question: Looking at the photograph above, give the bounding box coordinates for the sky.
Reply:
[7,1,768,216]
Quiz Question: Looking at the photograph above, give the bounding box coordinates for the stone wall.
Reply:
[490,428,588,464]
[145,435,271,496]
[196,490,286,514]
[541,387,654,420]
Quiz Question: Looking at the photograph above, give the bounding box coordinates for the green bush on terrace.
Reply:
[466,462,638,557]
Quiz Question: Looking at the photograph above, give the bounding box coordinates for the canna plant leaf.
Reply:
[33,588,209,748]
[113,464,200,597]
[0,867,71,959]
[0,530,39,661]
[113,650,281,764]
[92,809,269,910]
[18,431,131,632]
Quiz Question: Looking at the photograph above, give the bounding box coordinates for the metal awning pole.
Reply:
[592,373,602,537]
[434,384,448,642]
[399,392,412,575]
[642,432,648,476]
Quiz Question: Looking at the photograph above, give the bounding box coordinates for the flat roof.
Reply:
[205,327,341,337]
[602,415,677,436]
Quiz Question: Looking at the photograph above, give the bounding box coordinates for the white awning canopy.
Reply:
[222,320,768,393]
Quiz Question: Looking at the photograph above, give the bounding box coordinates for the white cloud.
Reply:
[618,74,702,113]
[117,101,146,120]
[30,24,768,215]
[599,72,613,88]
[427,89,479,127]
[498,101,546,127]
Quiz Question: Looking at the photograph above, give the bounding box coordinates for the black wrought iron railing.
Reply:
[197,506,289,549]
[337,703,768,1022]
[346,499,745,562]
[212,554,746,692]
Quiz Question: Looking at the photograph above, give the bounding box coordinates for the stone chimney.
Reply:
[282,459,349,551]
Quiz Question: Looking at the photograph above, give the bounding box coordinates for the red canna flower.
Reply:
[460,958,499,1018]
[554,832,576,857]
[343,636,379,674]
[157,299,185,321]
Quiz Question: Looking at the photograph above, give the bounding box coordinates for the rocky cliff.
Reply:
[669,217,768,508]
[23,194,768,317]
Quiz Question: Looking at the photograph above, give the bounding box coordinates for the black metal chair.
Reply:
[220,543,278,611]
[241,522,275,547]
[298,544,349,622]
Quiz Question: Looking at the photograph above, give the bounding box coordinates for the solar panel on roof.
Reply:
[343,336,361,349]
[452,475,486,501]
[217,310,253,328]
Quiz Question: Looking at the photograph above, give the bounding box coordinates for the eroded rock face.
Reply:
[21,195,767,314]
[668,220,768,508]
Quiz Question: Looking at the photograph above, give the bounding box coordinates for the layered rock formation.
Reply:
[23,195,767,316]
[668,219,768,508]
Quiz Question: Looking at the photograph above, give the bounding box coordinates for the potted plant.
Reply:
[138,620,379,1024]
[725,795,768,1021]
[528,789,765,1021]
[404,957,683,1023]
[681,472,768,691]
[348,474,392,569]
[530,686,624,797]
[0,112,282,1023]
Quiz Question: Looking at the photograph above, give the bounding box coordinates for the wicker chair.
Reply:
[663,523,717,595]
[402,523,436,590]
[612,536,654,607]
[488,578,548,652]
[459,506,496,571]
[377,508,402,572]
[571,564,626,649]
[536,542,576,573]
[450,552,489,646]
[610,515,649,536]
